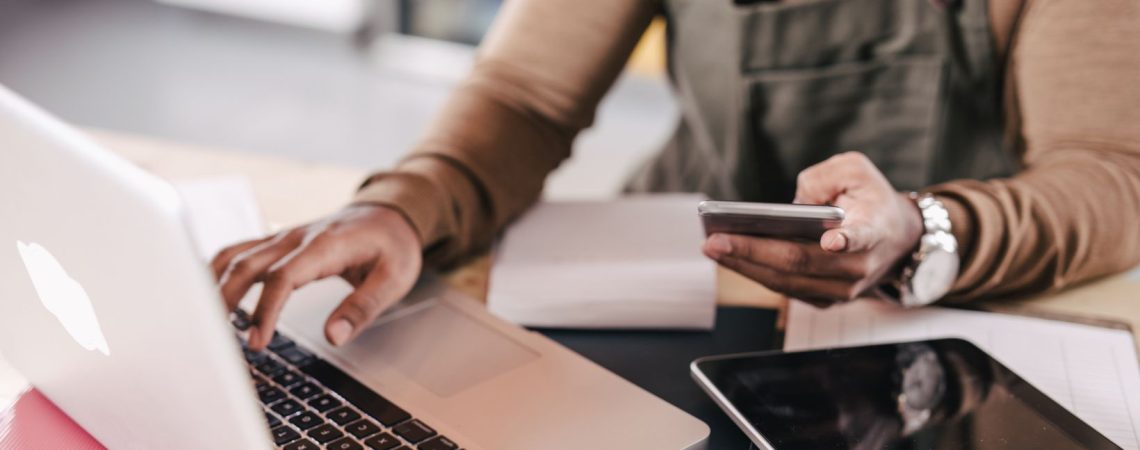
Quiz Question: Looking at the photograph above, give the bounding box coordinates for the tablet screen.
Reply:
[695,339,1119,450]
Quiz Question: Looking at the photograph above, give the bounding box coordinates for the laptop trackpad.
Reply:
[342,299,539,397]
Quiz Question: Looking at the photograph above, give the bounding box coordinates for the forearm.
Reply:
[353,75,575,267]
[354,0,656,268]
[932,144,1140,301]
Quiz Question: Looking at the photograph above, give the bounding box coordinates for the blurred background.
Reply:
[0,0,677,198]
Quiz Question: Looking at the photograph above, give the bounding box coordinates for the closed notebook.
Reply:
[487,195,717,330]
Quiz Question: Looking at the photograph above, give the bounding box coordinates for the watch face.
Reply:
[911,251,958,303]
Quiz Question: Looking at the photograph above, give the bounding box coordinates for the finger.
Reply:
[218,233,302,311]
[246,236,349,350]
[325,262,410,346]
[820,229,849,252]
[704,233,868,280]
[793,170,834,206]
[210,237,272,280]
[716,255,860,303]
[793,152,874,205]
[821,225,879,253]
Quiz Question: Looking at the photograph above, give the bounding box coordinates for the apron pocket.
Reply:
[741,56,946,192]
[738,0,941,72]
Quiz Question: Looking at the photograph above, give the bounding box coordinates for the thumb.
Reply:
[821,226,877,253]
[324,267,405,346]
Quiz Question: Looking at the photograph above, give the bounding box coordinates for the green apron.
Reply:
[627,0,1017,202]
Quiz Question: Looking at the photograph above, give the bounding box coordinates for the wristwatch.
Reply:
[885,192,959,308]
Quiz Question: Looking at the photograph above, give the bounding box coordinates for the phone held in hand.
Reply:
[697,200,844,241]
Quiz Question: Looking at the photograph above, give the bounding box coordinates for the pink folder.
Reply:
[0,388,104,450]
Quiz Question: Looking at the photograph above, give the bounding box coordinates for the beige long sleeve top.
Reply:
[354,0,1140,302]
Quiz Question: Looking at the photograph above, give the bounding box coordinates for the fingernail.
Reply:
[707,234,732,257]
[328,319,353,346]
[823,233,848,252]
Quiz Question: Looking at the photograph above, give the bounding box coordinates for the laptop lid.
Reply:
[0,86,271,450]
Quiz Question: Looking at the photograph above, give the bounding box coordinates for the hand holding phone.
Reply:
[700,153,930,308]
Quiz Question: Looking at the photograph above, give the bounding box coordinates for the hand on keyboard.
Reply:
[234,311,460,450]
[211,204,422,351]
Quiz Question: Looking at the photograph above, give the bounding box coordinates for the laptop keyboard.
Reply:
[232,310,463,450]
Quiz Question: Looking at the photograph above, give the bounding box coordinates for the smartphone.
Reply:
[698,200,844,241]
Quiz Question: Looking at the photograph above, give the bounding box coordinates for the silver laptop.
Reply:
[0,85,710,450]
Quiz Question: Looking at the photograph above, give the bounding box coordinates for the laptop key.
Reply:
[307,423,344,444]
[327,437,365,450]
[271,399,304,417]
[258,387,285,404]
[392,420,435,444]
[232,310,252,330]
[362,433,401,450]
[301,360,411,427]
[277,346,315,367]
[308,394,342,412]
[267,332,295,352]
[328,406,361,425]
[244,348,267,363]
[270,425,300,445]
[345,419,383,439]
[418,436,459,450]
[288,411,324,431]
[290,382,321,400]
[274,370,304,388]
[256,358,285,376]
[282,438,320,450]
[265,411,281,428]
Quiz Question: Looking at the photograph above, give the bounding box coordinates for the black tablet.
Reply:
[691,338,1120,450]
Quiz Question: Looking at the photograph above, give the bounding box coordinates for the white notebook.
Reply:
[785,300,1140,450]
[487,195,716,330]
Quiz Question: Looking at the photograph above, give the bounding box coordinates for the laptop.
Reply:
[0,85,710,450]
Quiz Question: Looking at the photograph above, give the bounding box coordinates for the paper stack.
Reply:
[487,194,716,330]
[173,175,267,261]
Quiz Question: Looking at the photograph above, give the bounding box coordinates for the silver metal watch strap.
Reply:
[895,192,958,307]
[913,192,954,242]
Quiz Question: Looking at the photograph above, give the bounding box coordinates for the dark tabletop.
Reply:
[538,307,779,450]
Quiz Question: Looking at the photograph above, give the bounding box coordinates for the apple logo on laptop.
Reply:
[16,241,111,356]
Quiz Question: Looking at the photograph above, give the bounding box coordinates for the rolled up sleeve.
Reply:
[354,0,656,267]
[929,0,1140,301]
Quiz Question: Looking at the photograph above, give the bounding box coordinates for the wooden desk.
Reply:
[90,128,1140,348]
[3,127,1134,423]
[88,128,788,308]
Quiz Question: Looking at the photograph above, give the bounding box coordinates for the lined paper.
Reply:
[785,300,1140,449]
